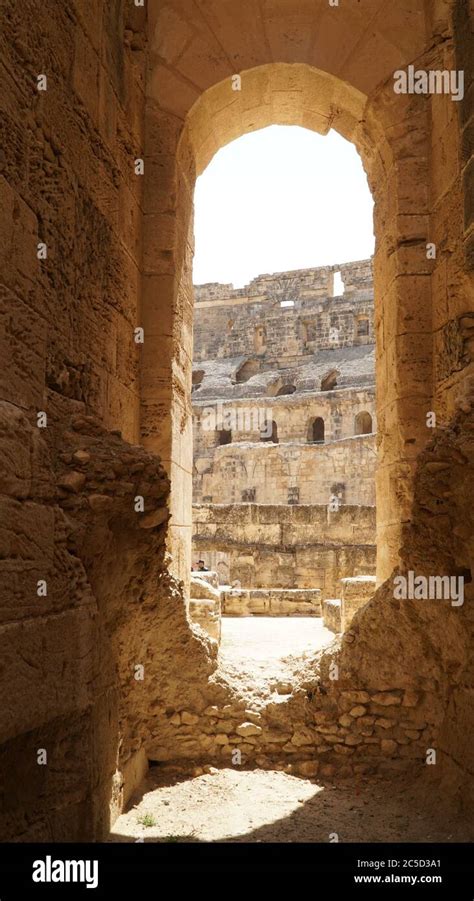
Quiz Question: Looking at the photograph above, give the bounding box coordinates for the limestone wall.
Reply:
[194,391,376,450]
[192,503,376,597]
[194,431,376,506]
[0,0,201,841]
[1,0,473,842]
[193,260,374,363]
[149,407,474,794]
[1,0,146,444]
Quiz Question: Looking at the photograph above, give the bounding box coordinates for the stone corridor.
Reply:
[0,0,473,845]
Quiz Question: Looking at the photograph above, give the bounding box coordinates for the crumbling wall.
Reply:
[145,405,473,804]
[193,261,374,363]
[1,0,473,841]
[0,389,220,840]
[0,0,201,840]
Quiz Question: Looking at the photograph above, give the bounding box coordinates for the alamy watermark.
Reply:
[198,403,274,438]
[393,571,464,607]
[393,65,464,102]
[32,856,98,889]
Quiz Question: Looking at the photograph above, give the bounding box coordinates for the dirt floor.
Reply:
[110,767,471,843]
[217,616,334,702]
[219,616,334,672]
[110,619,472,844]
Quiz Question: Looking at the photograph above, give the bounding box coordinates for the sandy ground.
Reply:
[217,616,334,701]
[110,619,471,844]
[219,616,334,670]
[110,767,470,843]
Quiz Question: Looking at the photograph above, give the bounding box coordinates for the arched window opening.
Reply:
[355,411,373,435]
[308,417,325,444]
[235,359,260,383]
[321,370,338,392]
[261,420,278,443]
[276,384,296,396]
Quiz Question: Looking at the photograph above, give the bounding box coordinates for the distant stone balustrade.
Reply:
[222,587,322,616]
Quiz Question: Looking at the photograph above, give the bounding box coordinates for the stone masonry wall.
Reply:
[194,391,376,453]
[192,503,376,596]
[145,403,474,807]
[192,263,376,564]
[194,432,376,507]
[193,260,374,364]
[1,0,473,842]
[0,0,191,840]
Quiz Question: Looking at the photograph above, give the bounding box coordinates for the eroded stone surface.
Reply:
[0,0,473,842]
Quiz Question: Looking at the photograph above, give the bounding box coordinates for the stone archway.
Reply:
[308,417,325,444]
[135,0,473,817]
[141,55,433,588]
[2,0,472,843]
[355,411,373,436]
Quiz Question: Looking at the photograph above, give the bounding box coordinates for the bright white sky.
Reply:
[193,125,374,289]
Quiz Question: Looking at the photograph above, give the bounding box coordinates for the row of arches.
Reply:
[194,363,346,395]
[306,411,373,443]
[217,412,373,445]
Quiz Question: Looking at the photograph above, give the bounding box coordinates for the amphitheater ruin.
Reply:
[190,259,377,631]
[0,0,473,844]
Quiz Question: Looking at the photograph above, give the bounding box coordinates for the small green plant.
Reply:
[137,812,156,827]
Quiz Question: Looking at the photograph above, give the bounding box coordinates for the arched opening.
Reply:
[189,116,379,710]
[321,370,339,392]
[156,60,433,591]
[134,48,458,843]
[276,384,296,397]
[235,359,260,383]
[188,98,379,679]
[355,411,373,435]
[308,417,325,444]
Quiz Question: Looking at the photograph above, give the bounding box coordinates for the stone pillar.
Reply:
[140,105,194,591]
[365,88,433,582]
